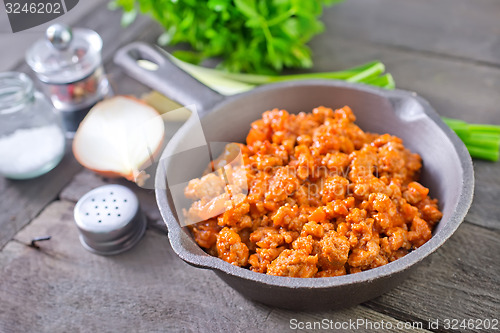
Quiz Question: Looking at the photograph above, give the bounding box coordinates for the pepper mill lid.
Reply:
[26,23,103,84]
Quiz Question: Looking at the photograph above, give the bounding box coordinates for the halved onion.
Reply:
[73,96,165,185]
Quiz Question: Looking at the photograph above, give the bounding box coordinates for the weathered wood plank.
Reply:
[0,147,82,250]
[323,0,500,67]
[466,160,500,230]
[57,169,500,328]
[1,1,498,331]
[0,200,430,333]
[365,222,500,332]
[0,2,160,249]
[267,307,431,333]
[0,0,113,250]
[310,36,500,126]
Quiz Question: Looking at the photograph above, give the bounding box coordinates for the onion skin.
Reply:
[72,95,166,185]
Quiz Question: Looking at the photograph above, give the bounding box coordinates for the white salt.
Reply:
[0,124,65,178]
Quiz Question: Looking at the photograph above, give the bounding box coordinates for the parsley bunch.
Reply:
[112,0,343,74]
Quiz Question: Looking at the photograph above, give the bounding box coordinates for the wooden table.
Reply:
[1,1,499,332]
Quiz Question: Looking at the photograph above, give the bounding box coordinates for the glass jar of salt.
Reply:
[0,72,65,179]
[26,24,111,137]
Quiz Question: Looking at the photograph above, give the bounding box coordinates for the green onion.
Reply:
[159,50,500,162]
[467,133,500,142]
[443,122,470,140]
[362,74,395,90]
[465,145,499,162]
[468,124,500,135]
[345,62,386,83]
[463,136,499,151]
[442,117,500,161]
[166,51,393,90]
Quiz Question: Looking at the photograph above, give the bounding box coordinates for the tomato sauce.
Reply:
[185,106,442,277]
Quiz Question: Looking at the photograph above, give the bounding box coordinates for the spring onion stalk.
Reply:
[166,52,390,89]
[463,137,499,151]
[442,117,500,161]
[345,62,386,83]
[467,125,500,135]
[467,133,500,142]
[465,146,499,162]
[450,125,470,141]
[362,74,395,90]
[151,51,500,161]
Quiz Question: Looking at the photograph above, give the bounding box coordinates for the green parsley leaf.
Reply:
[114,0,343,74]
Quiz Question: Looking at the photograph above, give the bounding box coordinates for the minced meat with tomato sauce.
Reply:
[184,106,442,278]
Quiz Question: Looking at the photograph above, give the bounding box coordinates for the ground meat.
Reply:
[408,216,432,247]
[186,106,442,277]
[318,231,350,267]
[292,235,315,254]
[249,227,285,248]
[316,266,346,277]
[265,166,299,203]
[267,249,318,278]
[216,227,249,266]
[322,175,349,203]
[190,219,221,250]
[184,173,225,201]
[248,247,285,273]
[301,221,325,239]
[217,195,251,229]
[348,239,380,268]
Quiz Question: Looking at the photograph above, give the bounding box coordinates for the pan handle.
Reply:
[114,42,224,114]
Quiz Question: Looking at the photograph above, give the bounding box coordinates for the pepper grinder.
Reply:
[26,23,112,137]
